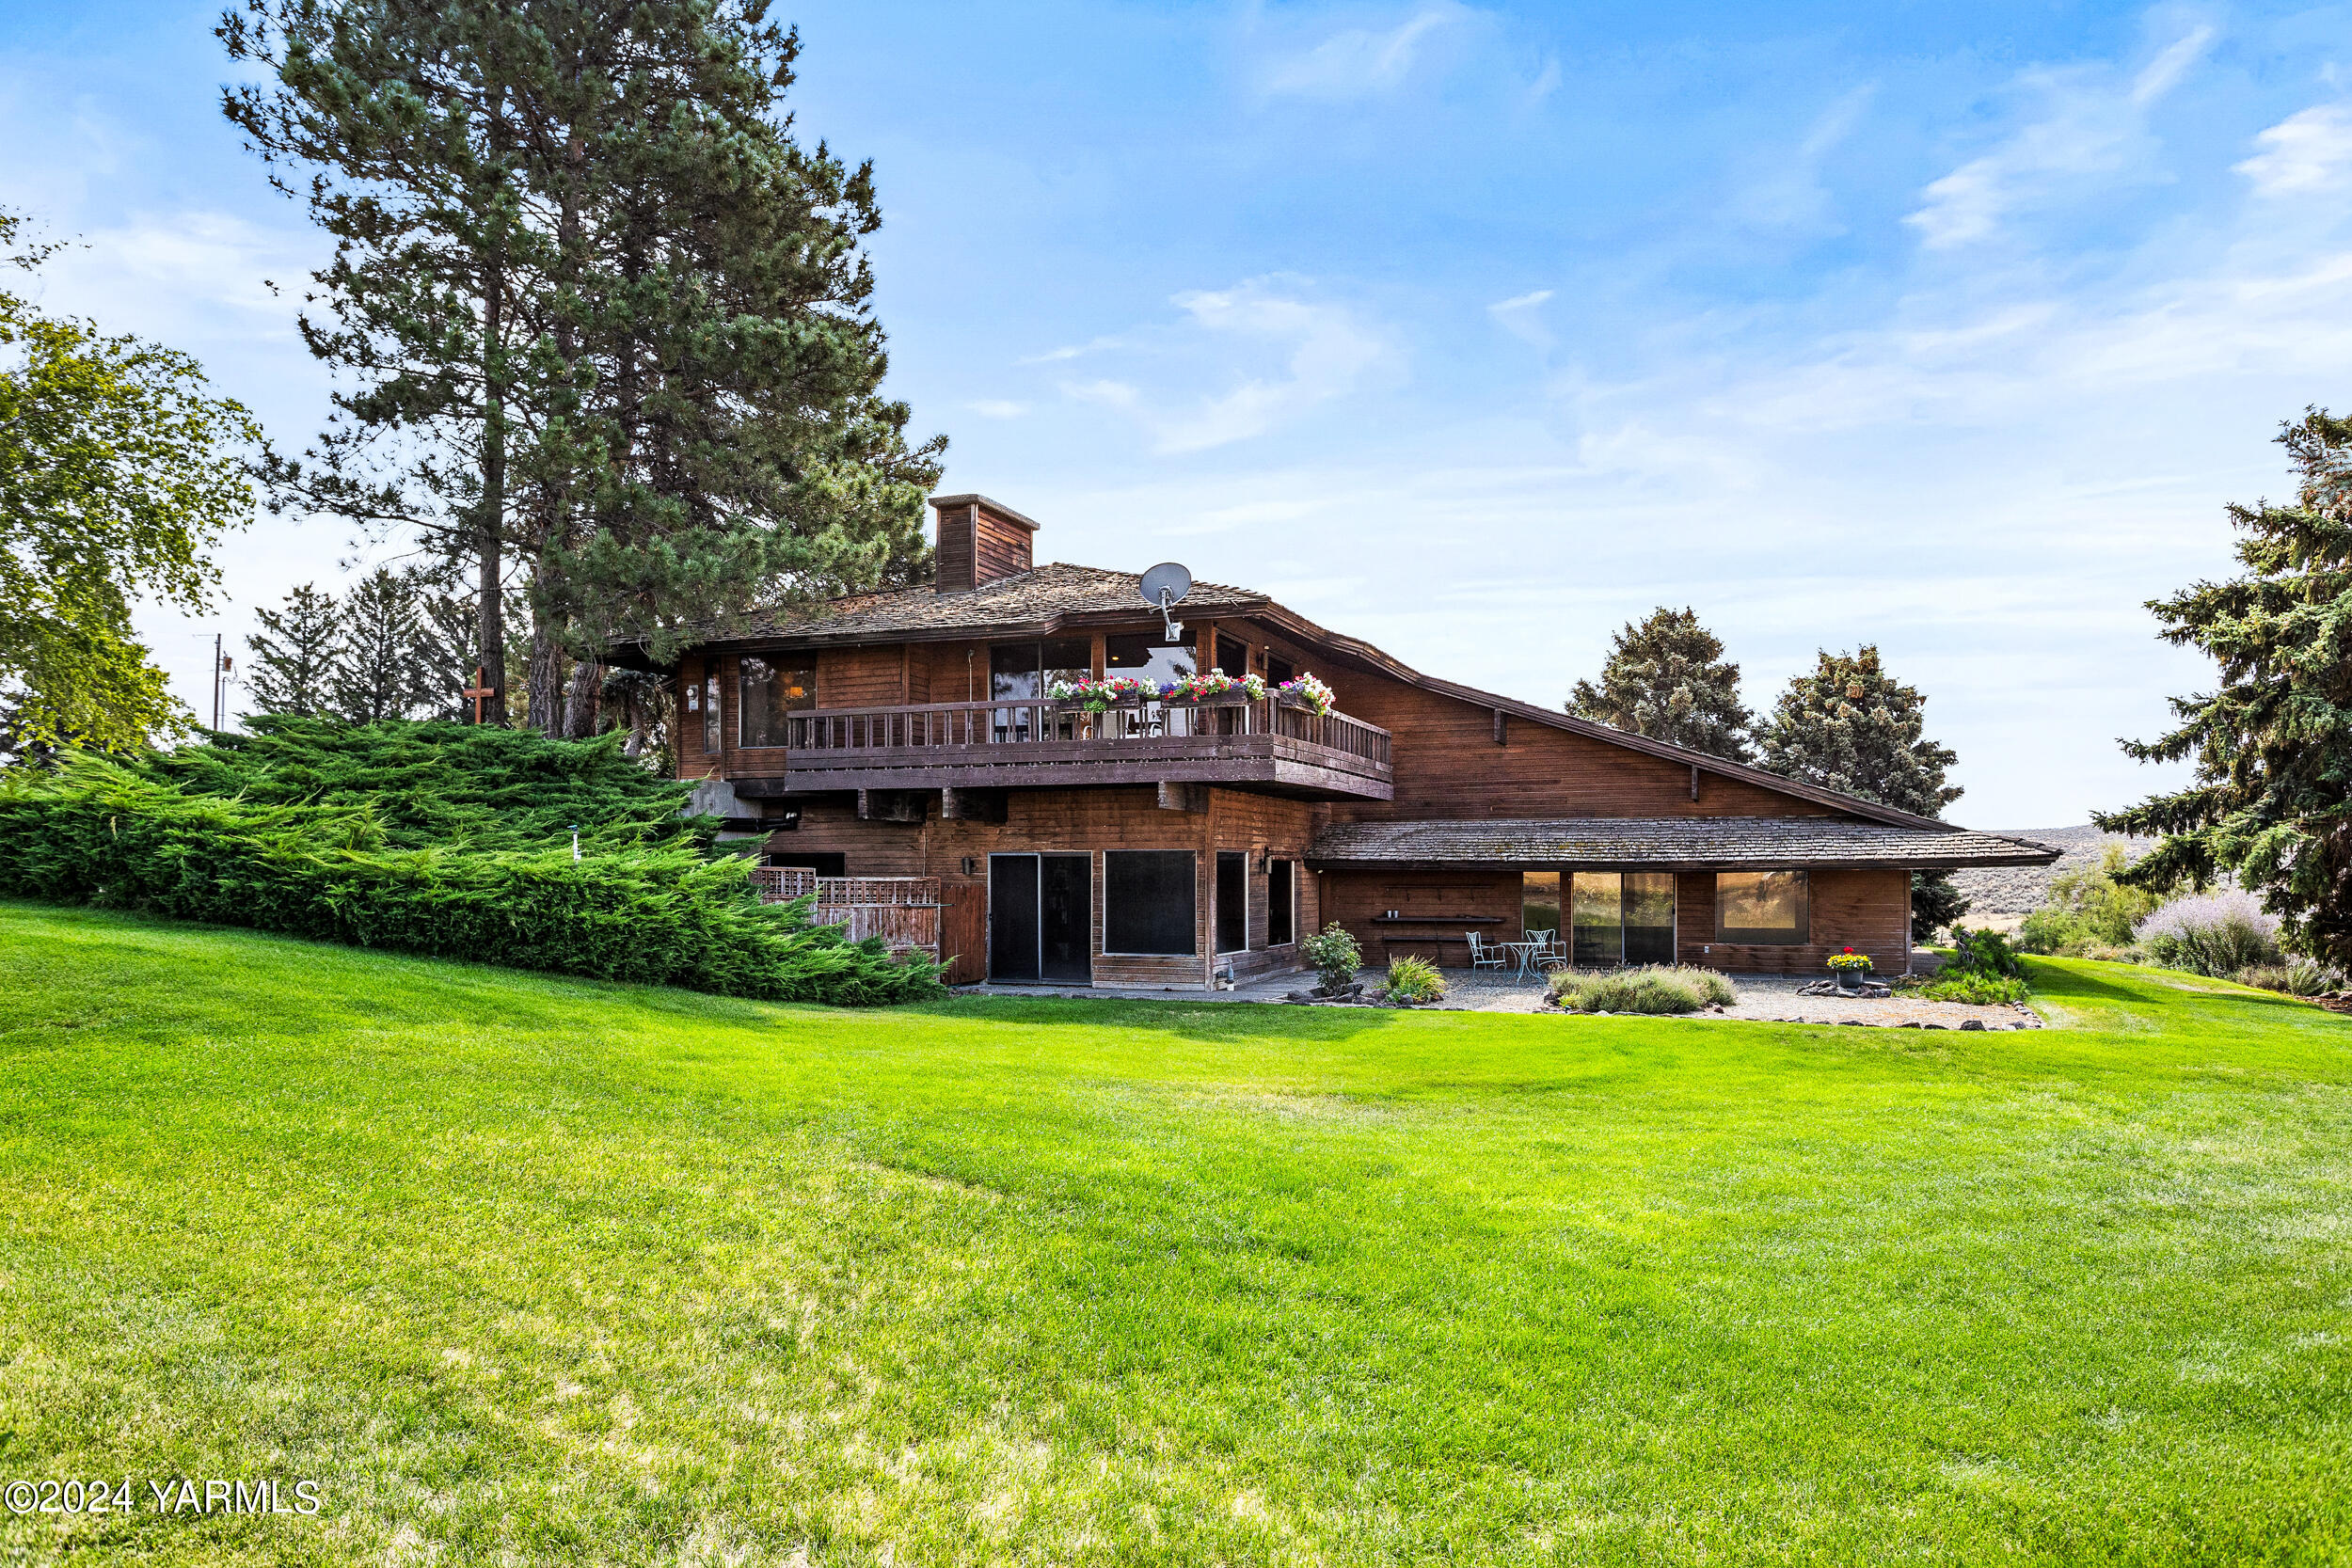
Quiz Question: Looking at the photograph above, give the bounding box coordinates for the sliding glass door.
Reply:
[989,853,1091,982]
[1568,872,1677,967]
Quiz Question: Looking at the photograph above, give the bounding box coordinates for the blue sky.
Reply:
[7,0,2352,825]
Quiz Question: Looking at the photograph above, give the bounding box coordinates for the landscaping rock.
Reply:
[1960,1020,1986,1031]
[1797,979,1892,999]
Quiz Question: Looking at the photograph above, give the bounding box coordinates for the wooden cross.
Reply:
[462,666,497,724]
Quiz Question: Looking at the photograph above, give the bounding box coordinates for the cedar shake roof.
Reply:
[1309,817,2061,870]
[700,563,1267,646]
[628,540,2000,838]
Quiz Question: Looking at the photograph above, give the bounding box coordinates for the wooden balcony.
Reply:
[745,695,1393,800]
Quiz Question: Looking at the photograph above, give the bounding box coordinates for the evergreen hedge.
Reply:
[141,715,703,851]
[0,750,944,1006]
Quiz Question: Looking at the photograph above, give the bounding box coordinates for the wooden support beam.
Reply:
[940,786,1008,824]
[855,788,928,824]
[1493,708,1508,745]
[1156,782,1209,814]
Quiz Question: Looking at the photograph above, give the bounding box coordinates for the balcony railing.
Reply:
[766,694,1393,798]
[750,868,943,957]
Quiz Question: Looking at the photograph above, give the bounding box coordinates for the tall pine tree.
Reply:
[221,2,945,737]
[222,0,541,724]
[1756,645,1970,940]
[245,582,342,717]
[1567,607,1753,761]
[2097,408,2352,965]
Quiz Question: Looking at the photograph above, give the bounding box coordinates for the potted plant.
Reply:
[1274,673,1335,717]
[1163,670,1267,705]
[1826,948,1874,991]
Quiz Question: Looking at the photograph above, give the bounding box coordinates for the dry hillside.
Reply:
[1948,826,2154,927]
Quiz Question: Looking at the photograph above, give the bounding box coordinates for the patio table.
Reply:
[1502,940,1546,979]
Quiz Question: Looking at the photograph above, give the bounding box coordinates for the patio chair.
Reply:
[1466,932,1504,971]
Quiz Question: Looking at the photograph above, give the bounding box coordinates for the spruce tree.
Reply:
[1756,645,1969,940]
[2096,408,2352,965]
[331,566,431,721]
[245,583,342,717]
[1567,607,1753,761]
[412,576,483,722]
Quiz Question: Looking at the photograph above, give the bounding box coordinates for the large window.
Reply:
[1104,633,1200,736]
[990,639,1091,738]
[1216,851,1248,954]
[1267,860,1295,945]
[1215,634,1248,676]
[1715,871,1809,945]
[1104,849,1197,956]
[1522,871,1562,941]
[738,656,813,748]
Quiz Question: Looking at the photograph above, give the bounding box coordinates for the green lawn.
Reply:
[2,901,2347,1565]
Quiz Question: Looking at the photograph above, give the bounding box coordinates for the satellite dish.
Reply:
[1138,562,1193,607]
[1138,562,1193,643]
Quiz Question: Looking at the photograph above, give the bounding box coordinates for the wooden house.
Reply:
[630,495,2057,988]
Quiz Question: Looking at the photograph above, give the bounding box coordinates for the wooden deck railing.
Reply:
[779,696,1391,773]
[749,868,943,957]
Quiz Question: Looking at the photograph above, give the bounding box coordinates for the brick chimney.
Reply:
[930,494,1039,593]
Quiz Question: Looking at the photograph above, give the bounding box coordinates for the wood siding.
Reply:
[764,785,1319,988]
[1677,867,1911,977]
[1301,657,1834,823]
[934,503,977,592]
[1319,865,1911,975]
[1319,869,1522,969]
[816,645,904,708]
[670,602,1934,986]
[975,505,1033,584]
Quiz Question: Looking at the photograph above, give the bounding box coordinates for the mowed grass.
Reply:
[1,902,2348,1565]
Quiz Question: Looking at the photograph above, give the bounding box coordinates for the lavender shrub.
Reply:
[2133,891,2281,977]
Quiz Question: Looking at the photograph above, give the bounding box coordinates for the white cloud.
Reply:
[21,210,315,340]
[1063,378,1140,408]
[2130,24,2213,103]
[1150,282,1387,452]
[1905,27,2212,250]
[1486,288,1554,347]
[967,399,1030,419]
[1259,4,1469,103]
[1731,84,1877,232]
[2236,103,2352,196]
[1055,278,1389,454]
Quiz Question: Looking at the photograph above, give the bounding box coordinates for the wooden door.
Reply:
[941,882,987,986]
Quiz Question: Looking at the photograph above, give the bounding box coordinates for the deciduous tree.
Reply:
[0,214,257,755]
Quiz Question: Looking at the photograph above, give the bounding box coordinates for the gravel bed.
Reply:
[966,968,2042,1028]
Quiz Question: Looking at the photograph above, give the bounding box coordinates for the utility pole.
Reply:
[212,632,225,733]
